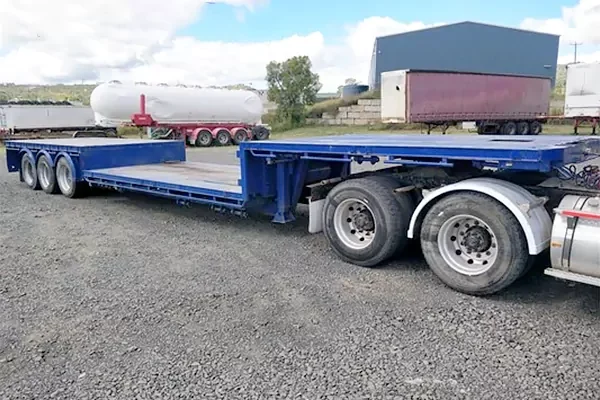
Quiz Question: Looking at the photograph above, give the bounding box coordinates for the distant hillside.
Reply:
[0,83,96,105]
[0,66,570,106]
[0,82,267,106]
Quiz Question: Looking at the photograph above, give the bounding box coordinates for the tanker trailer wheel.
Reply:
[501,121,518,135]
[37,154,59,194]
[322,176,413,267]
[528,121,542,135]
[419,192,530,296]
[216,129,232,146]
[232,129,249,145]
[195,130,213,147]
[55,157,86,198]
[516,121,530,135]
[253,126,271,141]
[21,153,40,190]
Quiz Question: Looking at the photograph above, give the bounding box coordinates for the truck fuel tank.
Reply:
[550,195,600,280]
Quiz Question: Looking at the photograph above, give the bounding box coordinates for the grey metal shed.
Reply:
[368,21,560,89]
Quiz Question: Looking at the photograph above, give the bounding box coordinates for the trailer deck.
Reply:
[5,134,600,220]
[241,133,599,168]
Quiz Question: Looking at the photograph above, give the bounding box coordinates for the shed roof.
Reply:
[375,21,560,41]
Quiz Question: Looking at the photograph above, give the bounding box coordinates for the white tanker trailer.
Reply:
[89,82,270,146]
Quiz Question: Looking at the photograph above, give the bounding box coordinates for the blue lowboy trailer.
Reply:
[5,134,600,296]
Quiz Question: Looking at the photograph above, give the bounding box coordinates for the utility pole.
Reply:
[571,42,582,64]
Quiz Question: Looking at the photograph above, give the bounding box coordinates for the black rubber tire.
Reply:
[21,154,40,190]
[419,192,530,296]
[56,157,86,198]
[392,188,416,256]
[322,175,412,267]
[253,126,271,141]
[501,121,517,135]
[195,130,213,147]
[37,154,59,194]
[216,130,232,146]
[529,121,542,135]
[516,121,530,135]
[232,129,249,145]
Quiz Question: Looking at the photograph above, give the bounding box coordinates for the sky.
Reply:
[1,0,600,92]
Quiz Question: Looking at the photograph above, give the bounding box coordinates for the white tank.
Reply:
[90,82,264,127]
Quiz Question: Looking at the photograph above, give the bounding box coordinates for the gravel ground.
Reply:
[1,146,599,400]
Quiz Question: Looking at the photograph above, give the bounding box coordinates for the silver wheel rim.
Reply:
[38,159,52,189]
[438,214,498,276]
[333,198,376,250]
[22,157,35,186]
[199,133,211,145]
[218,132,228,144]
[236,131,247,142]
[56,161,73,194]
[518,124,528,135]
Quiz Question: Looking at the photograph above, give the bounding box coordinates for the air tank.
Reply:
[90,82,264,127]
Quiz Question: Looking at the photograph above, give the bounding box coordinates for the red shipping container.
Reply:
[381,70,551,123]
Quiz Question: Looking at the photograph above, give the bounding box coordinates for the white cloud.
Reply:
[520,0,600,62]
[0,0,441,92]
[11,1,596,93]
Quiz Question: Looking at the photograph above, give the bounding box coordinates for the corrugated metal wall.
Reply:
[368,22,560,90]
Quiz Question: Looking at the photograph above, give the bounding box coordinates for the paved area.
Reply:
[0,145,599,399]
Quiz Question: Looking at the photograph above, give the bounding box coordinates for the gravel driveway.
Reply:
[0,146,599,399]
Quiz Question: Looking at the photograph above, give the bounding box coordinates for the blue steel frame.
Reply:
[5,134,600,225]
[237,134,600,223]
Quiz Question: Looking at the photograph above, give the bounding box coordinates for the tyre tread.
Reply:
[420,192,529,295]
[323,175,412,267]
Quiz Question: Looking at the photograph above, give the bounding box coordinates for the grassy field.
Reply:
[271,123,587,138]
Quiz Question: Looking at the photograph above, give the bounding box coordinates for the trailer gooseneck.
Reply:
[5,134,600,295]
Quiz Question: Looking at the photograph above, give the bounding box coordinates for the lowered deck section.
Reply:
[85,162,241,193]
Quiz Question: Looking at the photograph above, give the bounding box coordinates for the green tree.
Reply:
[266,55,321,127]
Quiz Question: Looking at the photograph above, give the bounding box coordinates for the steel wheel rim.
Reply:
[22,158,35,186]
[56,162,73,193]
[333,198,376,250]
[218,132,228,144]
[518,124,528,135]
[438,214,498,276]
[38,160,52,189]
[257,129,267,140]
[199,133,211,145]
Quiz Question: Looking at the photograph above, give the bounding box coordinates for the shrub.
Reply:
[118,126,144,137]
[305,90,380,118]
